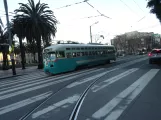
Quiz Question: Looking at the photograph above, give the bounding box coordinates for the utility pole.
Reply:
[90,26,92,43]
[3,0,16,75]
[90,21,99,43]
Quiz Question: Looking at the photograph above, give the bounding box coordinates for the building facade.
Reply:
[111,31,161,54]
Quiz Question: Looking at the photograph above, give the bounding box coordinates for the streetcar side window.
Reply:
[77,52,80,56]
[85,52,88,56]
[89,51,92,55]
[92,51,95,55]
[72,52,76,57]
[66,53,72,58]
[81,48,84,50]
[76,48,80,50]
[66,48,70,50]
[80,52,84,56]
[57,51,65,58]
[105,51,108,54]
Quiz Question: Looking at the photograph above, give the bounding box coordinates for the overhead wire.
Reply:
[86,1,102,15]
[53,0,88,10]
[85,1,112,19]
[132,0,148,23]
[77,15,102,19]
[137,16,146,22]
[132,0,144,13]
[119,0,139,17]
[119,0,151,31]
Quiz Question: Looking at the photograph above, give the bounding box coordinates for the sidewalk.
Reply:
[0,66,42,79]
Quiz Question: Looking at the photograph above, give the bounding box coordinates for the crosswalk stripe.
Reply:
[0,57,147,100]
[0,74,46,85]
[0,91,52,115]
[0,57,149,119]
[0,69,105,100]
[91,68,138,92]
[66,68,119,88]
[0,75,82,96]
[116,57,147,69]
[0,68,105,95]
[32,94,80,119]
[0,68,104,88]
[92,69,159,120]
[0,75,46,87]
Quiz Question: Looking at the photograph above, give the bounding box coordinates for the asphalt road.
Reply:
[0,55,161,120]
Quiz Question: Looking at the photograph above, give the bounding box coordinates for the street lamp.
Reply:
[90,21,99,43]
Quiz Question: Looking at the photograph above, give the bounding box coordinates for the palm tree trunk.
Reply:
[33,53,36,63]
[37,39,43,69]
[19,38,25,69]
[2,51,8,70]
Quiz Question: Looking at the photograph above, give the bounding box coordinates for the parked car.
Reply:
[148,49,161,64]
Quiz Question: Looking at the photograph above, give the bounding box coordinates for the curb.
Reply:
[0,74,25,80]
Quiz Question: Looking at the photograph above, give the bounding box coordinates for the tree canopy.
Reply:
[147,0,161,23]
[12,0,58,68]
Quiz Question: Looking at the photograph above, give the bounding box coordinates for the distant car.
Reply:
[148,49,161,64]
[137,51,147,55]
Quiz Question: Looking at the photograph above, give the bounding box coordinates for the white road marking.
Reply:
[91,68,139,92]
[92,69,159,120]
[0,91,52,115]
[0,75,46,89]
[66,57,147,89]
[0,76,80,101]
[117,57,147,69]
[116,56,137,62]
[0,73,45,85]
[104,69,159,120]
[66,68,119,88]
[0,69,104,101]
[0,68,103,95]
[0,74,46,87]
[0,68,104,89]
[0,57,147,100]
[32,94,80,119]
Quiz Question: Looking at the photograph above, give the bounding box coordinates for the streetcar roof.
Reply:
[44,44,115,52]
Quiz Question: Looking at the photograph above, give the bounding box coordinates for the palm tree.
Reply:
[14,44,21,55]
[12,19,26,69]
[0,29,9,70]
[147,0,161,22]
[0,17,3,36]
[0,19,9,70]
[13,0,58,69]
[25,42,38,63]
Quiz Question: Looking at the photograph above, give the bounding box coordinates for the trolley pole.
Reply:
[3,0,16,75]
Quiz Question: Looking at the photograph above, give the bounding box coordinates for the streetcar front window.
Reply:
[47,52,56,59]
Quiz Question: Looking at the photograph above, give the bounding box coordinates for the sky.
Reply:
[0,0,161,44]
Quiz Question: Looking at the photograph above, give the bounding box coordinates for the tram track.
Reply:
[18,56,147,120]
[0,55,142,88]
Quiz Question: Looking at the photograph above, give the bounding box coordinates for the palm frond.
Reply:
[28,0,35,11]
[147,0,160,8]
